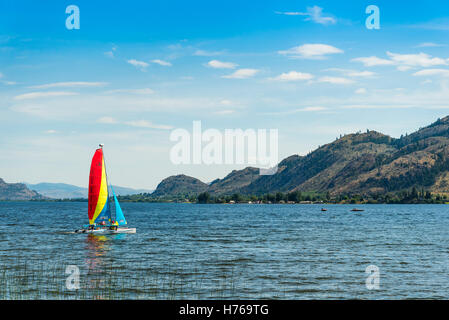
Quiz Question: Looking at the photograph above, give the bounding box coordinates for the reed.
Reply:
[0,259,244,300]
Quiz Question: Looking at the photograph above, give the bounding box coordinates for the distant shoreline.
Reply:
[2,199,448,205]
[3,187,449,204]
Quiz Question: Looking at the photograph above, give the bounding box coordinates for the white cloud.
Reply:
[29,81,107,89]
[275,6,336,25]
[104,46,117,58]
[300,106,327,111]
[340,104,414,110]
[330,84,449,110]
[97,117,172,129]
[416,42,444,48]
[207,60,237,69]
[387,51,448,68]
[412,68,449,77]
[125,120,173,130]
[222,68,259,79]
[97,117,118,124]
[353,52,448,70]
[151,59,172,67]
[105,88,155,95]
[10,94,229,120]
[326,68,376,77]
[2,80,17,85]
[45,130,57,134]
[347,71,375,77]
[14,91,78,100]
[262,106,327,115]
[409,19,449,31]
[355,88,367,94]
[270,71,314,81]
[279,43,343,59]
[215,109,235,115]
[220,99,232,105]
[0,72,17,85]
[351,56,395,67]
[318,76,355,85]
[397,65,413,72]
[127,59,149,70]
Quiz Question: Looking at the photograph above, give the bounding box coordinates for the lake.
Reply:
[0,202,448,299]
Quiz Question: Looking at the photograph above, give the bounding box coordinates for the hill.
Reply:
[208,167,260,194]
[151,116,449,198]
[0,178,45,200]
[151,174,208,197]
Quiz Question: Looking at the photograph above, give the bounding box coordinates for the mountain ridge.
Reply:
[25,182,153,199]
[0,178,45,200]
[151,116,449,197]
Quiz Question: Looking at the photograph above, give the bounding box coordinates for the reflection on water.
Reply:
[85,234,109,293]
[86,234,109,255]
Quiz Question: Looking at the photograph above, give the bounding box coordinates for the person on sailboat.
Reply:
[109,220,118,230]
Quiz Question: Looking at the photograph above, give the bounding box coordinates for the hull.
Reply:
[75,227,136,234]
[75,228,106,234]
[109,227,136,234]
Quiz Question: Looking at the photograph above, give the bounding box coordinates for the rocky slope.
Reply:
[152,116,449,197]
[151,174,208,197]
[0,178,45,200]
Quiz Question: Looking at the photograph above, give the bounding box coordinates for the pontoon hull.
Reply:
[75,227,136,234]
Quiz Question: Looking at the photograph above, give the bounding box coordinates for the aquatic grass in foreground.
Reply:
[0,259,249,300]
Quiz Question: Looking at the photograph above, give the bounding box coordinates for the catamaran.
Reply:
[75,144,136,234]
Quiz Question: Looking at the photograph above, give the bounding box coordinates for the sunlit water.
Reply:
[0,202,448,299]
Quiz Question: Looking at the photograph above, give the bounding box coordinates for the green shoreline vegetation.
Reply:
[21,187,449,204]
[116,187,448,204]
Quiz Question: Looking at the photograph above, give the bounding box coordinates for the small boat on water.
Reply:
[350,208,364,212]
[321,208,327,212]
[75,144,136,234]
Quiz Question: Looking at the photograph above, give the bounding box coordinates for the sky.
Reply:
[2,0,449,189]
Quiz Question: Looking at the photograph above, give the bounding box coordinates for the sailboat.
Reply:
[75,144,136,234]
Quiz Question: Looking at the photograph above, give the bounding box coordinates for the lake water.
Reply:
[0,202,448,299]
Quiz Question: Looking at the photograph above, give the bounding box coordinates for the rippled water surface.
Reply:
[0,202,448,299]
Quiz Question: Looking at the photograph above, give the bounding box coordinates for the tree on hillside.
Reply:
[231,193,242,202]
[197,192,210,204]
[288,191,301,202]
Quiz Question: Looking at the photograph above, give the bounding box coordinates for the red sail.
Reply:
[88,149,104,222]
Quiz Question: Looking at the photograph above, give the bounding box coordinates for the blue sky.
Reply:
[2,0,449,189]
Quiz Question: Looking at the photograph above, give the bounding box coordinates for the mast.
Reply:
[100,143,113,223]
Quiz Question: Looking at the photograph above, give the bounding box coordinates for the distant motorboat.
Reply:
[351,208,364,212]
[321,208,327,212]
